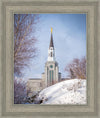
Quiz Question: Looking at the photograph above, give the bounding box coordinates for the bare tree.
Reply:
[65,57,86,79]
[14,14,39,76]
[69,68,76,79]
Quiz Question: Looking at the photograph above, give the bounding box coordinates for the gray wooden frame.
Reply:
[0,0,99,118]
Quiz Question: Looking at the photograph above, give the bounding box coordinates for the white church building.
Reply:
[27,28,61,96]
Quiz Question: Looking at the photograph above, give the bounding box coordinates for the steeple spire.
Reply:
[48,28,55,61]
[49,28,54,48]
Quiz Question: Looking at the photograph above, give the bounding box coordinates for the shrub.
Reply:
[14,77,27,104]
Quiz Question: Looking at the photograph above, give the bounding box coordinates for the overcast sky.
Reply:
[24,14,86,79]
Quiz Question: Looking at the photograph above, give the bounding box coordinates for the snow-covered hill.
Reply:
[38,79,86,104]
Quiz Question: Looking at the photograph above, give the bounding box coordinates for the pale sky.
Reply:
[24,14,86,80]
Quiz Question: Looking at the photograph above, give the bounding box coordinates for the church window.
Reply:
[49,71,51,84]
[49,70,54,85]
[47,68,49,86]
[52,70,54,84]
[51,52,53,57]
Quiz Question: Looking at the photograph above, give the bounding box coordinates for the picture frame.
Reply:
[0,0,99,118]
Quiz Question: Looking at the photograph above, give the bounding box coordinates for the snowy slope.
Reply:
[38,79,86,104]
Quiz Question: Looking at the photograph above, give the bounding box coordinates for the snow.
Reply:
[38,79,87,104]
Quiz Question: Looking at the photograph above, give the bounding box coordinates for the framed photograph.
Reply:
[14,13,87,105]
[0,0,99,118]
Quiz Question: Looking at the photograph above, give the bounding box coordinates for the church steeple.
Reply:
[49,28,54,48]
[48,28,55,61]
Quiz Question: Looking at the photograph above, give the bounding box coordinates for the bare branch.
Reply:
[65,57,86,79]
[14,14,39,76]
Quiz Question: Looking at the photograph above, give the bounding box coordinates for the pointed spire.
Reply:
[49,28,54,48]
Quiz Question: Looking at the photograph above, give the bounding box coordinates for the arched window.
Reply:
[51,52,53,57]
[49,70,54,86]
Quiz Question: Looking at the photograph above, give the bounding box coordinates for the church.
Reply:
[27,28,61,96]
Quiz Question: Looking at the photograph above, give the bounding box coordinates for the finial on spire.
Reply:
[51,27,53,33]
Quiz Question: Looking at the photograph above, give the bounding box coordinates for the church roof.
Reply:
[29,78,41,80]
